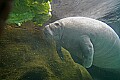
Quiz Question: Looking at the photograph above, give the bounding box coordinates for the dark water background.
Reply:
[87,65,120,80]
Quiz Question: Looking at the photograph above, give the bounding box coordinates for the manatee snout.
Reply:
[43,25,54,45]
[44,25,53,36]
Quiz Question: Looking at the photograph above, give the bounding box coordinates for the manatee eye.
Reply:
[54,23,60,26]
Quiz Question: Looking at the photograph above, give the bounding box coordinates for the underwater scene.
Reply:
[0,0,120,80]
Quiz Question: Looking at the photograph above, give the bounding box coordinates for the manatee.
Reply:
[43,17,120,69]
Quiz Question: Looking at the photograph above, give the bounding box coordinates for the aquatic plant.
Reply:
[7,0,52,26]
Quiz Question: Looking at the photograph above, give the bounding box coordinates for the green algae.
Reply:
[0,23,93,80]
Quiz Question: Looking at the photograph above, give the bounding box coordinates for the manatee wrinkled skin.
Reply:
[44,17,120,69]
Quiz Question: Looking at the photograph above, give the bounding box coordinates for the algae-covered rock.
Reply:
[0,23,93,80]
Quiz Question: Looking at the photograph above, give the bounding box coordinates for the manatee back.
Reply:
[58,17,119,40]
[58,17,120,69]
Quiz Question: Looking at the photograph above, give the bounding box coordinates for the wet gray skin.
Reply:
[44,17,120,69]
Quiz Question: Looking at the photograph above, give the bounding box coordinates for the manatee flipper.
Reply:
[80,35,94,68]
[56,41,64,60]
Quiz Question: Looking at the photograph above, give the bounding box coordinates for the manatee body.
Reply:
[44,17,120,69]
